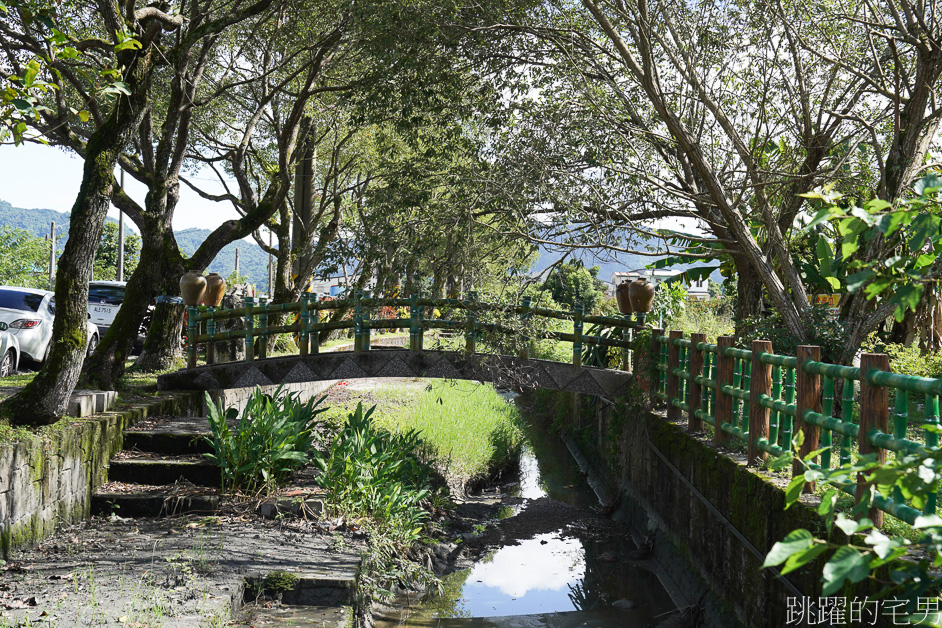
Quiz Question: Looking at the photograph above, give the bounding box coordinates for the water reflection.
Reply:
[458,532,585,615]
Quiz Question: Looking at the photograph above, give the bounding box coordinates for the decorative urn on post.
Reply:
[615,281,634,314]
[628,278,656,313]
[205,273,227,307]
[180,270,207,307]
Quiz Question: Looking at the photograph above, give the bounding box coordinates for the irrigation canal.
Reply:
[371,392,677,628]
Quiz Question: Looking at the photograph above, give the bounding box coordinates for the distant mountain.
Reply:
[0,200,272,287]
[175,228,271,288]
[0,199,132,253]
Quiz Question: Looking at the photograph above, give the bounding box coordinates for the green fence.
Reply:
[652,329,942,527]
[185,292,641,371]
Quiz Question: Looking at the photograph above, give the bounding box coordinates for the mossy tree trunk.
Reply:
[1,49,155,425]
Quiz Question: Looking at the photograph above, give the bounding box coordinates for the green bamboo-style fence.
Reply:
[185,291,643,372]
[652,329,942,528]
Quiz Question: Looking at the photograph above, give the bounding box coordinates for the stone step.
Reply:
[92,490,221,517]
[123,416,236,454]
[108,455,221,487]
[244,573,356,607]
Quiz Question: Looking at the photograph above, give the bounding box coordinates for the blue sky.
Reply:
[0,143,241,232]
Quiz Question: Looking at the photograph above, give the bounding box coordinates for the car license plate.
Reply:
[94,306,113,314]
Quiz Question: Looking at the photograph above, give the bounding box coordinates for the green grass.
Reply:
[375,380,524,489]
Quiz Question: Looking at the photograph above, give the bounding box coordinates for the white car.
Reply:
[88,280,127,334]
[0,287,100,364]
[0,323,20,377]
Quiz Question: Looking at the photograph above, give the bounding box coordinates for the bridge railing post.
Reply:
[688,333,706,432]
[714,336,735,444]
[650,328,664,408]
[465,291,477,354]
[417,294,425,351]
[666,330,682,421]
[206,307,216,365]
[187,306,198,369]
[312,295,321,354]
[409,293,418,351]
[794,345,822,492]
[519,297,531,360]
[749,339,773,465]
[244,296,255,362]
[621,317,631,371]
[363,290,371,352]
[572,304,583,367]
[299,294,310,357]
[353,290,363,353]
[258,297,269,359]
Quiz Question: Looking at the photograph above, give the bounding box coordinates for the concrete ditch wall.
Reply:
[0,391,202,557]
[530,390,875,628]
[203,380,339,415]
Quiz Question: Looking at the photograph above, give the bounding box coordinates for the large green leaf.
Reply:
[821,547,870,596]
[763,529,814,567]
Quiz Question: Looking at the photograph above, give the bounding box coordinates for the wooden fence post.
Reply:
[666,330,682,421]
[466,291,478,354]
[794,345,822,491]
[715,336,735,444]
[858,353,889,528]
[362,291,371,352]
[311,296,320,354]
[688,333,706,432]
[353,291,363,353]
[749,340,773,465]
[650,329,664,408]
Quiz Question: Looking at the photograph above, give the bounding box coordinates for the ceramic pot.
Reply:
[180,271,207,306]
[628,278,655,312]
[205,273,227,307]
[615,282,633,314]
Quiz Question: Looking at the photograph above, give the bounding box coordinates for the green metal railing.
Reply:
[652,330,942,528]
[185,292,641,372]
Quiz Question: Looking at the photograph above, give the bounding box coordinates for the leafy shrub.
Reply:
[665,297,734,342]
[738,304,849,363]
[882,343,942,379]
[315,403,434,545]
[203,386,326,494]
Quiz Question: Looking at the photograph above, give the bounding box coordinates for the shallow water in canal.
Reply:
[372,422,677,628]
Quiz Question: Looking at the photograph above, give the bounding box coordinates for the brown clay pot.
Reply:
[628,278,656,312]
[615,282,633,314]
[180,271,207,306]
[205,273,227,307]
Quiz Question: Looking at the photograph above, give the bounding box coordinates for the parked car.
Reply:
[87,281,152,348]
[88,280,126,335]
[0,322,20,377]
[0,287,99,364]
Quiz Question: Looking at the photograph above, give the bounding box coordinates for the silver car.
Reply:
[0,322,20,377]
[0,287,100,364]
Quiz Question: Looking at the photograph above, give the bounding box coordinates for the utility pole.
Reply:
[48,221,56,290]
[117,168,125,282]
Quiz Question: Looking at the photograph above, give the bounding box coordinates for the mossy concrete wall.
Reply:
[531,390,870,628]
[203,380,338,415]
[0,391,201,557]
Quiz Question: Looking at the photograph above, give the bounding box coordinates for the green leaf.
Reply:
[780,543,829,575]
[78,110,89,122]
[802,207,835,231]
[914,514,942,528]
[762,529,814,567]
[114,38,142,52]
[915,174,942,197]
[785,476,805,508]
[821,546,871,596]
[834,513,863,536]
[845,270,875,293]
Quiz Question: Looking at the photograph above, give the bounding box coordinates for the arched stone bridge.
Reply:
[157,349,633,400]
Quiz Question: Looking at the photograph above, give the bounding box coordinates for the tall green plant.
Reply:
[315,403,434,546]
[203,387,326,494]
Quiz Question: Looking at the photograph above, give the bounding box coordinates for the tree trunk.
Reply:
[0,53,152,424]
[733,255,763,333]
[134,302,185,371]
[82,211,183,386]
